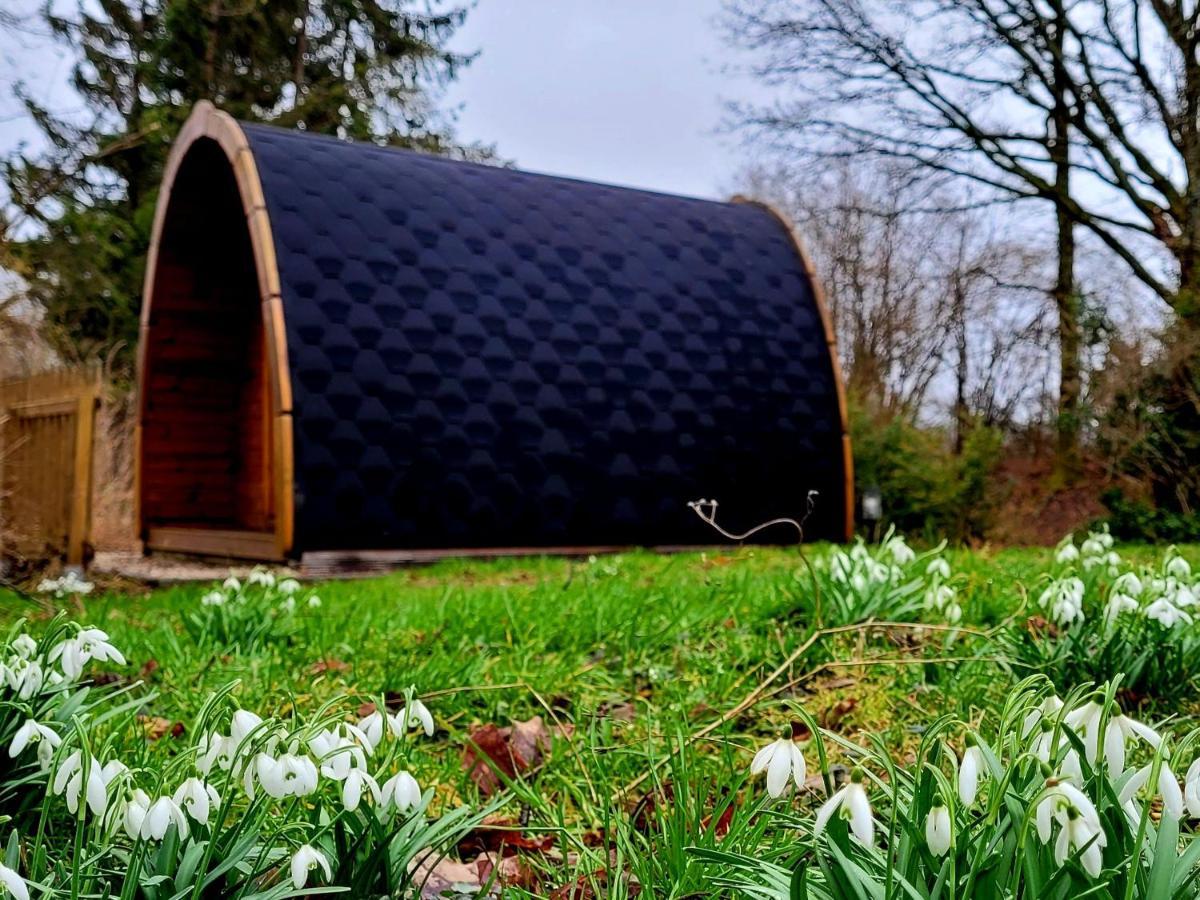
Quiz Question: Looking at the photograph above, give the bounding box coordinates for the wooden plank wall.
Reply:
[139,139,273,534]
[0,366,101,565]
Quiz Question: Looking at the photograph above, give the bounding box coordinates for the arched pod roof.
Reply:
[139,102,852,559]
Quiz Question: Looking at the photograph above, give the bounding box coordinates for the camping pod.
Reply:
[136,102,852,566]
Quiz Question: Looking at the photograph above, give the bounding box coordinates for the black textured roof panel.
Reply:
[241,123,847,551]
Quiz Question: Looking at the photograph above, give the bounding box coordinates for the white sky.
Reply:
[0,0,768,200]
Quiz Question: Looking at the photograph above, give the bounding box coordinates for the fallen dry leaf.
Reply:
[308,658,350,675]
[408,851,536,897]
[457,814,556,857]
[138,715,184,741]
[462,716,572,795]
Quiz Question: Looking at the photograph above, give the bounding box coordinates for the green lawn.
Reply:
[4,541,1200,896]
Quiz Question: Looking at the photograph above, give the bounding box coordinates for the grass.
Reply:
[4,541,1200,895]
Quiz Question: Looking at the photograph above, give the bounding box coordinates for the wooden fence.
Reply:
[0,367,101,566]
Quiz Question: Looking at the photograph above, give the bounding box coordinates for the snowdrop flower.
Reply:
[391,698,435,737]
[925,799,952,857]
[309,728,368,780]
[1146,597,1193,629]
[123,789,151,840]
[1167,553,1191,580]
[196,732,236,775]
[134,795,190,841]
[342,768,381,812]
[1054,806,1107,877]
[9,634,37,659]
[281,596,297,614]
[1064,701,1160,775]
[8,719,60,758]
[926,557,951,580]
[49,627,125,679]
[1054,540,1080,564]
[1119,759,1184,825]
[173,778,220,825]
[1035,778,1102,844]
[290,844,331,890]
[278,578,301,595]
[200,590,226,607]
[0,859,28,900]
[1112,572,1142,596]
[222,576,241,592]
[358,710,386,751]
[814,769,874,847]
[380,771,422,812]
[230,709,264,746]
[307,594,322,608]
[5,659,44,699]
[253,751,319,799]
[884,536,915,566]
[750,735,807,798]
[1081,537,1105,558]
[247,569,275,588]
[1040,577,1085,626]
[1104,592,1139,624]
[958,738,986,806]
[1185,757,1200,818]
[53,751,122,817]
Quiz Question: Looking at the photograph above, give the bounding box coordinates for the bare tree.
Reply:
[725,0,1200,465]
[740,160,1055,432]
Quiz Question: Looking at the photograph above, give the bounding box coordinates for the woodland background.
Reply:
[4,0,1199,547]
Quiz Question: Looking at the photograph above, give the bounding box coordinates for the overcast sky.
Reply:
[0,0,769,201]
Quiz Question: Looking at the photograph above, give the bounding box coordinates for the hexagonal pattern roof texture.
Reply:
[242,123,847,551]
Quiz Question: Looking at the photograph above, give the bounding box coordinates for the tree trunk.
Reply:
[1050,4,1080,478]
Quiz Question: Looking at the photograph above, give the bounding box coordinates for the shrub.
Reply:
[849,401,1004,543]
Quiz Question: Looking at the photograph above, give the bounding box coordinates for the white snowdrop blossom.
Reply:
[958,740,986,806]
[173,778,220,825]
[135,795,190,841]
[1185,758,1200,818]
[310,727,369,780]
[1034,773,1111,878]
[1054,540,1080,564]
[1167,553,1191,580]
[1105,592,1140,624]
[357,711,386,751]
[9,635,37,659]
[247,568,275,588]
[222,576,241,592]
[5,659,44,699]
[196,732,236,775]
[49,627,125,679]
[1039,577,1085,626]
[1112,572,1142,597]
[290,845,331,890]
[391,698,435,737]
[1065,701,1161,774]
[1146,597,1193,629]
[278,578,301,595]
[380,771,422,812]
[230,709,264,746]
[1119,760,1184,825]
[342,768,381,812]
[884,535,915,565]
[8,719,60,758]
[307,594,322,608]
[814,769,874,847]
[251,751,319,799]
[200,590,226,607]
[750,736,807,798]
[926,557,951,580]
[0,860,28,900]
[925,800,952,857]
[53,752,124,817]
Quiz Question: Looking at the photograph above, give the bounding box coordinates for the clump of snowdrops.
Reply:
[184,568,321,652]
[703,675,1200,898]
[1012,528,1200,698]
[815,530,962,627]
[0,610,490,898]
